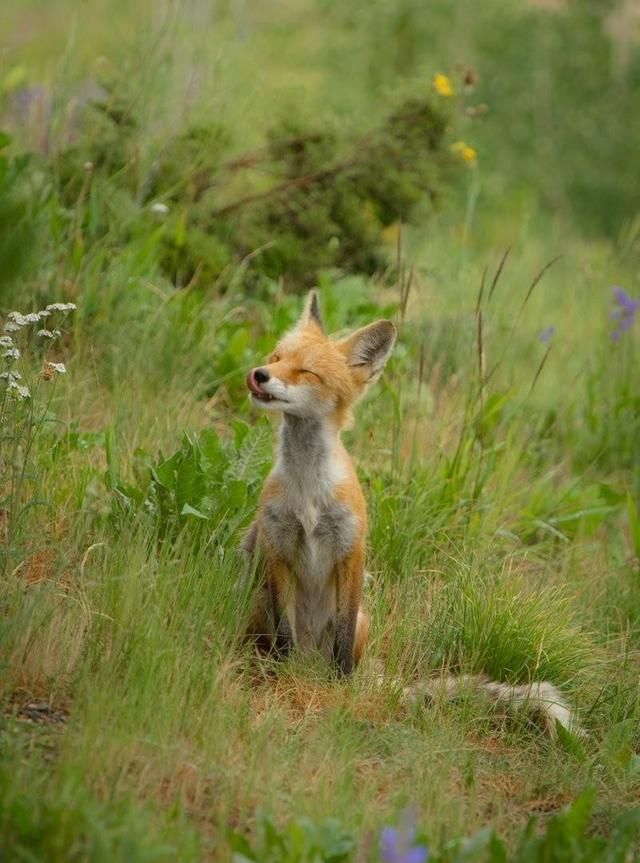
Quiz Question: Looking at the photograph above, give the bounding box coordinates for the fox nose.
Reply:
[247,367,270,394]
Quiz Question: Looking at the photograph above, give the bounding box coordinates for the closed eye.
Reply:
[297,368,324,382]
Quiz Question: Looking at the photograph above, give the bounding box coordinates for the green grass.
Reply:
[1,1,640,860]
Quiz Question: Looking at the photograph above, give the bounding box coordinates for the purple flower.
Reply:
[611,286,640,341]
[380,817,429,863]
[538,325,555,344]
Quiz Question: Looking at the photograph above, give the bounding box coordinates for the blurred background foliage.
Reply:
[2,0,639,245]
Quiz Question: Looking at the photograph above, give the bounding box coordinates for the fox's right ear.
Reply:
[297,290,325,333]
[338,320,396,384]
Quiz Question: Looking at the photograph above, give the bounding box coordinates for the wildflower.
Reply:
[0,335,14,348]
[45,302,77,312]
[450,141,477,165]
[538,325,556,344]
[150,201,169,216]
[3,347,20,360]
[380,815,429,863]
[7,311,28,328]
[611,286,639,341]
[6,379,30,400]
[0,369,22,381]
[37,328,62,339]
[6,309,50,328]
[43,361,67,381]
[433,73,454,97]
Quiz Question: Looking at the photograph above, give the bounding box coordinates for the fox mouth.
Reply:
[246,372,287,404]
[251,390,289,405]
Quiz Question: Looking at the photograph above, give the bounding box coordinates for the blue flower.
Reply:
[538,325,555,344]
[380,818,429,863]
[611,286,640,341]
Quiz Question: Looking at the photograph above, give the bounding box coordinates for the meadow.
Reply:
[1,1,639,860]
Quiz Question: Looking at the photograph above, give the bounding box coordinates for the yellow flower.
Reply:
[433,73,454,97]
[451,141,477,165]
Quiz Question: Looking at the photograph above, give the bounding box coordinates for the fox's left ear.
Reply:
[298,290,325,332]
[338,320,397,383]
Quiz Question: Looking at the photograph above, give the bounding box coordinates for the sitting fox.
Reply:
[243,291,581,736]
[243,290,392,674]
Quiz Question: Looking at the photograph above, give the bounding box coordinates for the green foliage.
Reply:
[106,421,271,541]
[503,789,640,863]
[229,814,356,863]
[145,124,231,204]
[439,788,640,862]
[425,568,592,688]
[228,792,640,862]
[48,90,453,292]
[572,341,640,474]
[0,762,193,863]
[0,131,40,300]
[54,94,140,205]
[222,98,449,285]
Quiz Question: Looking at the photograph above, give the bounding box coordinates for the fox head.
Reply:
[247,291,396,426]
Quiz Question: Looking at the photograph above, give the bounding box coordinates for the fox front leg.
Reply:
[269,578,294,657]
[245,547,294,659]
[264,553,295,658]
[332,547,365,676]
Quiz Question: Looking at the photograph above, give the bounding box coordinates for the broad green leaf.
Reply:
[180,503,209,520]
[555,721,587,761]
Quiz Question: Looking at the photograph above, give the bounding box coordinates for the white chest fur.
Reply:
[263,416,355,583]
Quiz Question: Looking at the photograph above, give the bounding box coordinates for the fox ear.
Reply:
[298,290,325,332]
[339,320,396,383]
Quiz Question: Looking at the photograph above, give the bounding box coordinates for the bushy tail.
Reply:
[403,674,584,738]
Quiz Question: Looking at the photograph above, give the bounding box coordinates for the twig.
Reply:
[212,159,359,218]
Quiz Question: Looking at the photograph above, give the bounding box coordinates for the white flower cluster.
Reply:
[1,368,29,399]
[45,303,77,312]
[1,302,75,400]
[4,310,49,331]
[0,369,21,381]
[6,380,30,400]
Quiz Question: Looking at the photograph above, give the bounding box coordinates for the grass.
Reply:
[1,1,640,860]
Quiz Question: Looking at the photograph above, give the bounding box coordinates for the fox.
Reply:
[243,290,391,674]
[243,291,583,737]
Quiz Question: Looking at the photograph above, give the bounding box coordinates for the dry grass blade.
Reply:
[477,308,485,399]
[529,344,553,394]
[519,254,563,316]
[487,247,511,304]
[475,265,488,315]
